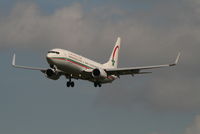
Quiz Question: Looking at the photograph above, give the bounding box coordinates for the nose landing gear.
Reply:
[66,75,75,87]
[66,81,74,87]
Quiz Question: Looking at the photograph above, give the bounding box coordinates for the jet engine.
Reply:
[92,68,107,79]
[45,69,60,80]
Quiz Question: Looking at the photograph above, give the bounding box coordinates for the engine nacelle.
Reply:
[92,68,107,79]
[45,69,60,80]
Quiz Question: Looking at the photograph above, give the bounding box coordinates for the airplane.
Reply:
[12,37,180,87]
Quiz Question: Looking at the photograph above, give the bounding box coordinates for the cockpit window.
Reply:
[48,51,60,54]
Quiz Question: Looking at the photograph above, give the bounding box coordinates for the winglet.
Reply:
[175,52,181,64]
[170,52,181,66]
[12,53,16,66]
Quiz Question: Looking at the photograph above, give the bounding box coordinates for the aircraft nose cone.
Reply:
[46,53,50,58]
[46,53,54,65]
[46,53,53,61]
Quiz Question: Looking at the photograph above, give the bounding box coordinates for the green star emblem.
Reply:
[112,59,115,66]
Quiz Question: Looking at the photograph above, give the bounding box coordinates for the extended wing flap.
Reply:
[106,68,140,76]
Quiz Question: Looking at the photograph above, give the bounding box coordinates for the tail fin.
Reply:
[103,37,121,68]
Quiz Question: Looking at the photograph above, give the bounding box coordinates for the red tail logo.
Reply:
[111,46,119,66]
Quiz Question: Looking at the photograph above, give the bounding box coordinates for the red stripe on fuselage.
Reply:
[66,59,90,69]
[51,58,91,69]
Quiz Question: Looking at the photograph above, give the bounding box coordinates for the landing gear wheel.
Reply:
[67,82,71,87]
[71,81,74,87]
[66,75,75,88]
[98,83,102,87]
[94,83,97,87]
[66,81,75,87]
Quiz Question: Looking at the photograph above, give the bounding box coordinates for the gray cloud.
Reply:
[146,77,200,111]
[152,114,200,134]
[185,115,200,134]
[0,1,200,111]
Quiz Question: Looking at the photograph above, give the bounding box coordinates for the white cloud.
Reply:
[0,2,86,49]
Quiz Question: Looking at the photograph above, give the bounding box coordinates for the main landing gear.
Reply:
[66,76,75,87]
[66,81,74,87]
[94,82,102,87]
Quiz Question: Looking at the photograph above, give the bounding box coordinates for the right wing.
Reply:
[12,54,48,73]
[105,52,180,76]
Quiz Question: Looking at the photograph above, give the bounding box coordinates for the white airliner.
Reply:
[12,37,180,87]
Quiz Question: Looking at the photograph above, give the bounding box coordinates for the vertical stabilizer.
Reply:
[103,37,121,68]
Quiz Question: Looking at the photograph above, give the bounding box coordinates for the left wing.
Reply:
[105,52,180,76]
[12,54,48,73]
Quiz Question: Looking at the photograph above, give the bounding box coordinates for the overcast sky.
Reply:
[0,0,200,134]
